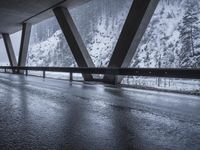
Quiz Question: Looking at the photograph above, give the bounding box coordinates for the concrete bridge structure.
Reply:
[0,0,200,149]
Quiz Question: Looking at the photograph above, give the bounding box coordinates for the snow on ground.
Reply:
[122,77,200,94]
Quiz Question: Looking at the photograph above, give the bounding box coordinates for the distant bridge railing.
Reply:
[0,66,200,82]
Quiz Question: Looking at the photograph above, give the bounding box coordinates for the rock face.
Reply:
[27,0,200,69]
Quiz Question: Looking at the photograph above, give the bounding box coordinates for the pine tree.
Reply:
[143,46,151,67]
[179,0,200,68]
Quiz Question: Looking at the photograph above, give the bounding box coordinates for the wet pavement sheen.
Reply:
[0,73,200,150]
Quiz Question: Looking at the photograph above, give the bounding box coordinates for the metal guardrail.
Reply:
[0,66,200,81]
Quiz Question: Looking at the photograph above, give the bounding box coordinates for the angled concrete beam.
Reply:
[18,23,32,68]
[53,7,95,81]
[103,0,159,84]
[2,33,17,67]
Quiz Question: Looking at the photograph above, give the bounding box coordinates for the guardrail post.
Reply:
[70,72,73,81]
[26,70,28,76]
[114,75,118,85]
[13,69,17,74]
[4,68,6,73]
[43,71,45,78]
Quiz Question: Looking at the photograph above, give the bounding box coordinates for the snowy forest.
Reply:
[26,0,200,94]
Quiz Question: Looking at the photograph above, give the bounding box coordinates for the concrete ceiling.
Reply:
[0,0,90,36]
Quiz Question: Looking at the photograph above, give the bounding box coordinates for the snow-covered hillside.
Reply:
[27,0,200,68]
[26,0,200,93]
[131,0,200,69]
[27,0,131,67]
[27,30,76,67]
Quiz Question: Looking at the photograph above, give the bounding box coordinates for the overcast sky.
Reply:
[0,31,21,65]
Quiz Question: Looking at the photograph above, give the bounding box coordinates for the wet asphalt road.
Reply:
[0,73,200,150]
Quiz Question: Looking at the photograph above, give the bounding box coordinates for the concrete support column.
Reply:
[53,7,95,81]
[18,23,32,70]
[103,0,159,84]
[2,33,17,68]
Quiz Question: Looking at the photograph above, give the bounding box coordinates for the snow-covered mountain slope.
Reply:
[27,30,76,67]
[27,0,131,67]
[131,0,200,68]
[27,0,200,69]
